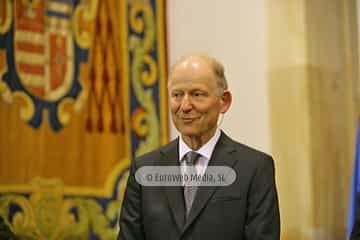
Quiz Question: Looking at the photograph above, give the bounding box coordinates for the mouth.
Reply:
[181,117,200,123]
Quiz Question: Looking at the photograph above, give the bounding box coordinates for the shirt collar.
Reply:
[179,128,221,162]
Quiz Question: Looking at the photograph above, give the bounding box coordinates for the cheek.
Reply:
[203,108,221,121]
[169,103,180,113]
[197,102,220,114]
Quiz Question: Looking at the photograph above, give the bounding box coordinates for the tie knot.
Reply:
[184,151,201,166]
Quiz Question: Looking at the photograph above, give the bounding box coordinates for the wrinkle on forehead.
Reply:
[170,78,214,88]
[169,76,216,94]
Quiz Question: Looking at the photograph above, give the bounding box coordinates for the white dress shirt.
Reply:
[178,128,221,178]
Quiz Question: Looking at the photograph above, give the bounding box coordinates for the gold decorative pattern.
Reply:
[13,91,35,122]
[85,0,125,133]
[141,54,157,87]
[57,98,74,126]
[0,0,168,239]
[0,177,127,240]
[131,108,149,138]
[0,0,96,129]
[0,0,12,34]
[129,1,160,157]
[73,0,99,49]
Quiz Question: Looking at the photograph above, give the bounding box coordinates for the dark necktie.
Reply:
[183,151,201,218]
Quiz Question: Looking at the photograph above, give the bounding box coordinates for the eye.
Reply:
[171,91,183,99]
[192,91,206,98]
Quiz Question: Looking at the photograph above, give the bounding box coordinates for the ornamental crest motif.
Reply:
[0,0,97,131]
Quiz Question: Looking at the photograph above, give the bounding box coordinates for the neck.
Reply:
[182,127,217,150]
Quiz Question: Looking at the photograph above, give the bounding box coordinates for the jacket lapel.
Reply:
[182,132,237,232]
[159,138,186,231]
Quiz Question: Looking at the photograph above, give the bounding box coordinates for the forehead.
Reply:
[169,58,216,90]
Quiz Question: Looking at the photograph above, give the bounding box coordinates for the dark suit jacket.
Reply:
[351,193,360,239]
[118,132,280,240]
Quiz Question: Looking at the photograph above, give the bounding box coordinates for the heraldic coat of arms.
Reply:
[0,0,96,131]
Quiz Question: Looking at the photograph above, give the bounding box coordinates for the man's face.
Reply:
[169,58,225,140]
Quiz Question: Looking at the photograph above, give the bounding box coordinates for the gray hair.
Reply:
[168,54,228,96]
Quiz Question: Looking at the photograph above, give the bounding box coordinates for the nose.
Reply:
[179,95,192,112]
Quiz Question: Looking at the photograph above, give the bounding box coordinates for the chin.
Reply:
[178,128,200,137]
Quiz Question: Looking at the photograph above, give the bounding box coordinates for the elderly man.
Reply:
[118,54,280,240]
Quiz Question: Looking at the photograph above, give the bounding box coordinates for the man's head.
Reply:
[168,54,232,146]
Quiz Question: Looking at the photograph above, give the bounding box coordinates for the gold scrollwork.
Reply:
[73,0,99,49]
[0,0,12,34]
[57,98,74,126]
[1,47,35,124]
[13,91,35,122]
[0,90,35,124]
[129,2,146,34]
[129,1,160,157]
[0,194,40,239]
[73,63,89,113]
[0,178,123,239]
[135,92,160,156]
[141,54,157,87]
[129,2,155,53]
[131,108,149,137]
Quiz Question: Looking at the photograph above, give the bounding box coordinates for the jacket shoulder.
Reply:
[222,131,271,158]
[133,138,178,167]
[222,132,274,167]
[235,141,272,160]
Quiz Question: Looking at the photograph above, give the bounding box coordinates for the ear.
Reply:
[220,90,232,113]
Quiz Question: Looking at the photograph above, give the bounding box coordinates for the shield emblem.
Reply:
[14,0,73,101]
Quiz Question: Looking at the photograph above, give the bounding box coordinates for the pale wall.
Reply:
[166,0,270,153]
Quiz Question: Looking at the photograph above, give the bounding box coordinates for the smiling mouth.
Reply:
[181,117,199,123]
